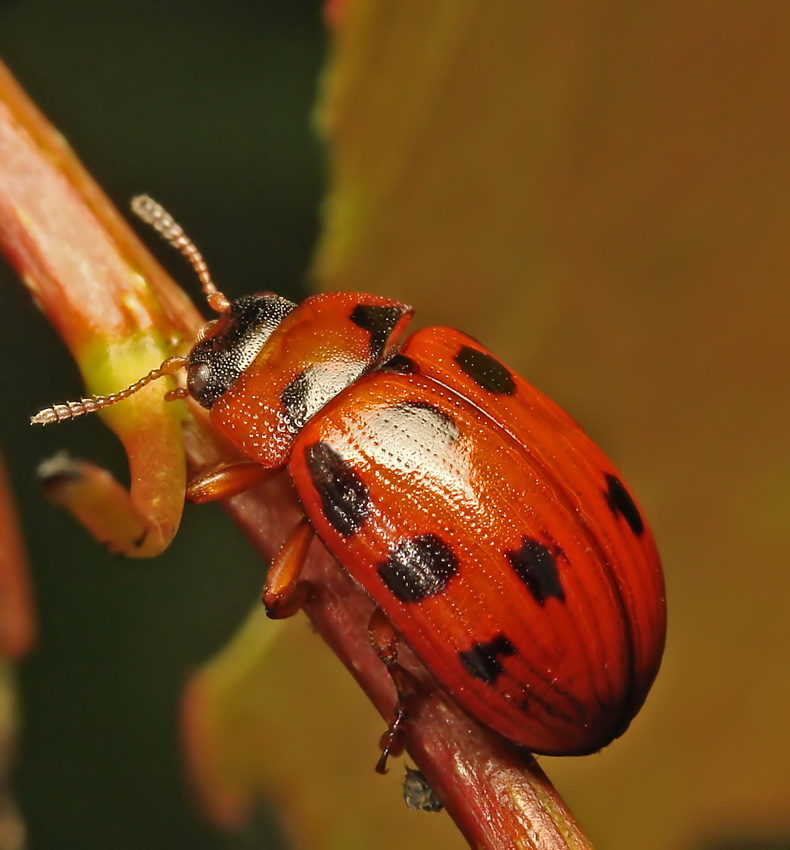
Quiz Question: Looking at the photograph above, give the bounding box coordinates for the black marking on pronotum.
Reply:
[604,473,644,536]
[458,634,517,685]
[282,363,370,433]
[382,353,419,375]
[280,369,313,433]
[350,304,406,361]
[506,537,565,605]
[378,534,459,603]
[454,345,516,395]
[304,442,370,537]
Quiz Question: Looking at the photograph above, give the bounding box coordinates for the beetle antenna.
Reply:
[31,356,189,426]
[131,195,231,314]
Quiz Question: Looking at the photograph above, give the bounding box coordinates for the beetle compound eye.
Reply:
[185,355,242,410]
[187,363,212,405]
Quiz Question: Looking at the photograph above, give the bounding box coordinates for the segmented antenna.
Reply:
[130,195,231,314]
[31,196,226,426]
[31,356,188,426]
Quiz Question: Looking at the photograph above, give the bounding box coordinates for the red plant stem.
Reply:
[0,61,594,849]
[0,453,36,659]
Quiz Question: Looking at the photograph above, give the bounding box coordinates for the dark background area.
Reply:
[0,2,323,848]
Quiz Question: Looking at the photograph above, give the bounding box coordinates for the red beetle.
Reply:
[35,196,666,765]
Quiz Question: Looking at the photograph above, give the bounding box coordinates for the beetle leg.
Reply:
[375,702,410,775]
[368,609,417,774]
[186,462,275,503]
[262,516,315,619]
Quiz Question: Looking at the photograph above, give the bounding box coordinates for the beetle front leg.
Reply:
[186,461,275,503]
[262,516,315,619]
[368,608,418,774]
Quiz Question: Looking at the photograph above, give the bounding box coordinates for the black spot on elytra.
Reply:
[506,537,565,605]
[382,353,419,375]
[458,634,517,685]
[304,442,370,537]
[280,370,313,432]
[350,304,405,360]
[604,473,644,536]
[378,534,459,603]
[454,345,516,395]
